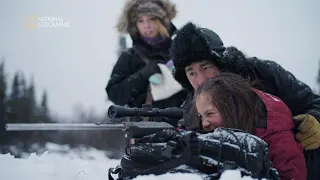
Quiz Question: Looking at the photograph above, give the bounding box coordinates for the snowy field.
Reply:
[0,143,256,180]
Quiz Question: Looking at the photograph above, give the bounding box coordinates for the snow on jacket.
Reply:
[253,88,307,180]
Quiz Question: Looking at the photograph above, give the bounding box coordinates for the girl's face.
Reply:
[195,94,224,132]
[136,15,158,38]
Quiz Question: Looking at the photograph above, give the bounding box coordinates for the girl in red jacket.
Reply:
[194,72,307,180]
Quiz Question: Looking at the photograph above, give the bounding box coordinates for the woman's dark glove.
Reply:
[140,61,162,80]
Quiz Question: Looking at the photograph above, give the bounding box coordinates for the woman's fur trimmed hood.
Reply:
[116,0,177,36]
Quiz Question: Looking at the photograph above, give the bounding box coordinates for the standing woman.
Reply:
[106,0,187,121]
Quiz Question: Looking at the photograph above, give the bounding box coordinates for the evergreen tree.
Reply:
[0,60,7,113]
[19,72,27,98]
[39,89,50,122]
[41,90,48,113]
[26,75,36,122]
[0,60,6,106]
[10,73,20,101]
[18,72,29,122]
[8,72,20,122]
[0,59,7,142]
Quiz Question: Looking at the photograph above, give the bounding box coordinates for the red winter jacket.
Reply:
[253,88,307,180]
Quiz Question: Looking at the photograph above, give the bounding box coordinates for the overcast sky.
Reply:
[1,0,320,119]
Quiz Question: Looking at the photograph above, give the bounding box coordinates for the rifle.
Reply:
[5,104,183,145]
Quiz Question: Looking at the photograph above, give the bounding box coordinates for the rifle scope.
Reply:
[108,105,183,120]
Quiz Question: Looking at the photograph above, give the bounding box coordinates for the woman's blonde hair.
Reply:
[155,19,170,38]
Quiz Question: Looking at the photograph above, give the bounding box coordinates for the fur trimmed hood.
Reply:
[171,22,250,90]
[116,0,177,36]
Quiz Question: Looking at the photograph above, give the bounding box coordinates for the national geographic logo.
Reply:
[26,15,71,29]
[26,15,37,28]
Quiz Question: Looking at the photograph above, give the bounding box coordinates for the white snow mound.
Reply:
[0,143,257,180]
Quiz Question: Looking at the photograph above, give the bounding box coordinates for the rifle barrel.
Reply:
[5,123,125,131]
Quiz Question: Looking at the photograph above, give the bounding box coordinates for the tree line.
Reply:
[0,59,125,158]
[0,59,51,141]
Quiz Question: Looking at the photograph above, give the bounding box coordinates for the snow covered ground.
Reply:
[0,143,256,180]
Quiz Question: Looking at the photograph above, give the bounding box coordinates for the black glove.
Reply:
[189,132,201,156]
[172,131,201,156]
[140,61,162,80]
[134,129,179,144]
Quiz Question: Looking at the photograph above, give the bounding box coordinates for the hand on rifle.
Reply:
[189,132,201,156]
[133,129,179,144]
[172,131,201,156]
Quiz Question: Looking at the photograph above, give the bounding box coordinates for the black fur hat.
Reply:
[171,22,226,90]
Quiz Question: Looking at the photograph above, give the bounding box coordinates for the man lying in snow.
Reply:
[170,22,320,180]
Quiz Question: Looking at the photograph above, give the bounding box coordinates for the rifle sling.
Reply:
[133,46,153,121]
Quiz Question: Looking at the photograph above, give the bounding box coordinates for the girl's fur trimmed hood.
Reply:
[116,0,177,36]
